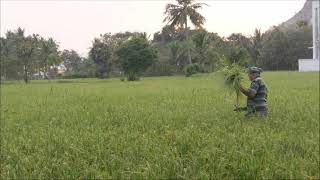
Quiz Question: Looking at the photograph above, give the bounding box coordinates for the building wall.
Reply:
[299,59,320,71]
[313,0,320,60]
[299,1,320,72]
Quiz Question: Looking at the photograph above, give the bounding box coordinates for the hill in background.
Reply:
[278,0,312,31]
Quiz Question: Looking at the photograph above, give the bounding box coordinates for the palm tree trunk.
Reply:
[44,63,48,79]
[185,21,192,64]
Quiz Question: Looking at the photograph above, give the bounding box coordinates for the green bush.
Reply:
[115,37,157,81]
[184,63,202,77]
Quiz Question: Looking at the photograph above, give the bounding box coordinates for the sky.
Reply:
[1,0,306,56]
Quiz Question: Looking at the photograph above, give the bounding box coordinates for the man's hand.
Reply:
[233,107,241,112]
[233,105,246,112]
[240,85,247,94]
[240,85,256,98]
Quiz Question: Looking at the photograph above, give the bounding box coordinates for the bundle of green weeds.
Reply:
[220,64,245,106]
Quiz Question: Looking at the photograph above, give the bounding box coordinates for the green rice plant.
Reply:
[1,72,319,179]
[220,63,245,106]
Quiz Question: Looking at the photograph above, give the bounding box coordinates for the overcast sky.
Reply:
[1,0,306,56]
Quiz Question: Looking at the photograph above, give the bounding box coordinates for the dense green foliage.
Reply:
[259,26,312,70]
[1,72,319,179]
[116,37,157,81]
[184,63,202,77]
[89,37,113,78]
[0,28,61,82]
[0,0,313,81]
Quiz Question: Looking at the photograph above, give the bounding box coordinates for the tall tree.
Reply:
[61,49,82,73]
[168,41,181,67]
[38,37,61,79]
[259,26,312,70]
[14,28,39,83]
[89,32,149,78]
[89,37,112,78]
[163,0,208,64]
[153,25,179,43]
[116,36,157,81]
[227,31,263,66]
[250,28,263,65]
[0,36,18,79]
[192,30,211,69]
[227,33,250,47]
[1,30,25,80]
[1,28,65,81]
[259,28,290,70]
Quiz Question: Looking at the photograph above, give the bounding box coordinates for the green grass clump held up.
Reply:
[220,64,245,107]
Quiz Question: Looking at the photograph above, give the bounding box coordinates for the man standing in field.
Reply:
[234,67,268,117]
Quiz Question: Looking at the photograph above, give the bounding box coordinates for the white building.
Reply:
[299,0,320,72]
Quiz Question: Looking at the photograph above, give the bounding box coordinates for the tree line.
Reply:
[0,0,312,82]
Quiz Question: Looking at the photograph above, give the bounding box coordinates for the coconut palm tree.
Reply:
[251,28,263,65]
[163,0,208,64]
[39,37,60,79]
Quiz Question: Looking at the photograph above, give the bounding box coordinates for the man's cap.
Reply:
[247,67,263,74]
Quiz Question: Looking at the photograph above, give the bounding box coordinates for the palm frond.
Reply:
[163,0,207,30]
[191,2,209,9]
[164,3,181,15]
[188,8,206,28]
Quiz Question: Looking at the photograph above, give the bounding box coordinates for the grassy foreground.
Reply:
[1,72,319,179]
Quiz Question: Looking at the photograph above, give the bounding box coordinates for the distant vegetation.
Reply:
[0,0,313,82]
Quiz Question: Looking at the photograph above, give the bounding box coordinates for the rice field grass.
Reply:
[1,72,319,179]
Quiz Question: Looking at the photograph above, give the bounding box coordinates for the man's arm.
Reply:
[240,85,257,98]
